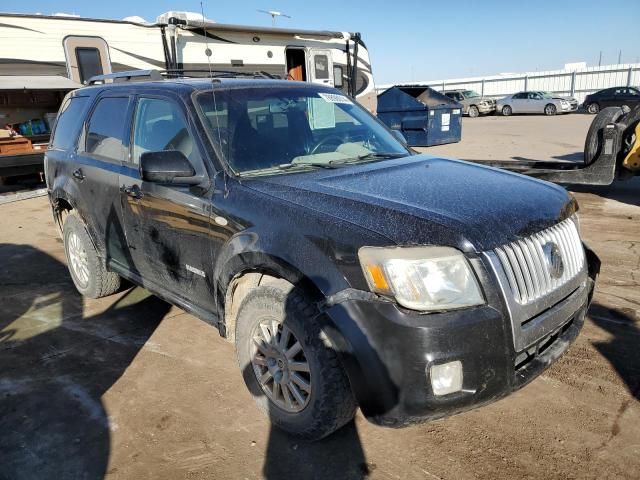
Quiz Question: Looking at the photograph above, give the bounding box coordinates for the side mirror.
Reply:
[140,150,197,185]
[391,129,408,145]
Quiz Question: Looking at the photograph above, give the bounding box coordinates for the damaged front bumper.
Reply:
[321,245,599,428]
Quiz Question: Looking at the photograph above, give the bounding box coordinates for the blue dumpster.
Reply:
[377,86,462,147]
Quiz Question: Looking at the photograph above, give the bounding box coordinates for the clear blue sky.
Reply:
[6,0,640,84]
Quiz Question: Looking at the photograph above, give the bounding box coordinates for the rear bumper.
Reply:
[323,249,598,427]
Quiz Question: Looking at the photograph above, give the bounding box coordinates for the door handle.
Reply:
[72,168,85,181]
[120,184,143,199]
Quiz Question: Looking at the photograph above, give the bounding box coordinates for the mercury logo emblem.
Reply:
[543,242,564,279]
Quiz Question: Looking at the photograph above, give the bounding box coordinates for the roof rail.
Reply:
[87,70,164,85]
[86,68,280,86]
[163,69,280,79]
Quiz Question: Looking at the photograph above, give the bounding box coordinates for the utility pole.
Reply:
[618,50,622,65]
[598,51,602,67]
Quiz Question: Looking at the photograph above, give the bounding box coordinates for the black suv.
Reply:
[45,72,599,440]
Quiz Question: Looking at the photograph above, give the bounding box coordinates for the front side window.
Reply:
[132,98,199,166]
[76,47,103,84]
[84,97,129,162]
[197,87,408,175]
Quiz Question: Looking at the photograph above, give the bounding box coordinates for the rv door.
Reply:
[64,36,112,84]
[309,49,334,87]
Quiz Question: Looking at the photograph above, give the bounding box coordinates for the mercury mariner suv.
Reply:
[45,71,599,440]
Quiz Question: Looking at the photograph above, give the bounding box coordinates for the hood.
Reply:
[244,155,577,252]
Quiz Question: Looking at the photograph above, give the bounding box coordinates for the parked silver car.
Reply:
[443,90,496,117]
[497,91,578,116]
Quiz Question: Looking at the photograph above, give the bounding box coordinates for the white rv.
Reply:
[0,11,376,177]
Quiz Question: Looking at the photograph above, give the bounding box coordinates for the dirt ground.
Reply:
[1,114,639,480]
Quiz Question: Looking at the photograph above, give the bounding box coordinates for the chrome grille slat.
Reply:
[493,217,585,305]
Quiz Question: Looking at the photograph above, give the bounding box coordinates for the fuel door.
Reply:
[308,49,334,86]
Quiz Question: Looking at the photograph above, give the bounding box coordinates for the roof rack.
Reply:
[87,70,163,85]
[87,69,279,85]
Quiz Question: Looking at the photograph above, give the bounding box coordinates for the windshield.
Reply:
[540,92,556,99]
[463,90,481,98]
[196,87,409,175]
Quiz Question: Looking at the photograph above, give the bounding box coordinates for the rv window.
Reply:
[333,66,344,88]
[76,47,103,84]
[83,97,129,162]
[50,96,90,150]
[132,98,200,166]
[314,55,329,80]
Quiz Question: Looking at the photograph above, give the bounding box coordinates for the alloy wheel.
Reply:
[250,318,312,413]
[67,231,89,288]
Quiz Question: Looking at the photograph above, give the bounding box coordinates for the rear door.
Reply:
[308,49,334,87]
[118,94,215,311]
[74,94,134,268]
[511,92,528,113]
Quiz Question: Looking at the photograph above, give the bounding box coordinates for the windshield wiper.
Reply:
[277,162,338,170]
[356,152,407,161]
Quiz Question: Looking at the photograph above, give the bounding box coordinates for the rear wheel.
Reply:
[587,102,600,114]
[468,105,479,118]
[235,285,356,440]
[63,212,120,298]
[501,105,512,116]
[584,106,627,166]
[544,104,557,116]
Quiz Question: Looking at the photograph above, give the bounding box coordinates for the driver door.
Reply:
[118,94,215,311]
[309,49,334,87]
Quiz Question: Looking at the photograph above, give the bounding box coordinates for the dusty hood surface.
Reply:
[244,155,576,252]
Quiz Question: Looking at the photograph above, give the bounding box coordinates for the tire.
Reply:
[63,212,120,298]
[544,103,557,116]
[583,106,627,166]
[468,105,479,118]
[235,285,356,440]
[587,103,600,114]
[501,105,512,116]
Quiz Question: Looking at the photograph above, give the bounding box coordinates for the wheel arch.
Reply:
[216,250,326,343]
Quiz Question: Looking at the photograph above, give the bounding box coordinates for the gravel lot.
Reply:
[1,114,639,479]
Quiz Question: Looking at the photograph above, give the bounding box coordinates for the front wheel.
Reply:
[544,103,557,116]
[468,105,479,118]
[235,285,356,440]
[501,105,512,116]
[587,103,600,114]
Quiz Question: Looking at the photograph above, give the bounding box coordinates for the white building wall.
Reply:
[377,63,640,104]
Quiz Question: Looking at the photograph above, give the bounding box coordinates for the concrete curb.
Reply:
[0,188,48,205]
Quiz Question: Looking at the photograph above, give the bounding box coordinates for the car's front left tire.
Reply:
[63,212,121,298]
[235,284,356,440]
[544,104,557,116]
[468,105,479,118]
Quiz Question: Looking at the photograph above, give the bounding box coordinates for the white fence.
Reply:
[377,63,640,104]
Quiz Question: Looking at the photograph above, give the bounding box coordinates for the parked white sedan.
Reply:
[496,91,577,116]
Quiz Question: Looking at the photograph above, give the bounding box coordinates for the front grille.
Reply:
[494,217,584,305]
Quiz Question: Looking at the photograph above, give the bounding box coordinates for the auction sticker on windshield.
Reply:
[318,92,353,104]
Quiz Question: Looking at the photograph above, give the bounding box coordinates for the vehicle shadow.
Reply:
[511,152,584,163]
[569,176,640,207]
[0,243,170,480]
[588,302,640,400]
[240,286,395,479]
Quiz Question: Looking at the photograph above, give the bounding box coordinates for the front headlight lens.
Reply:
[358,246,485,312]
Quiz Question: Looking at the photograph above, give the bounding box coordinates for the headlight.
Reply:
[479,101,488,106]
[358,246,485,312]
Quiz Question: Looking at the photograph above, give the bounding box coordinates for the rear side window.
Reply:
[50,96,89,150]
[84,97,129,162]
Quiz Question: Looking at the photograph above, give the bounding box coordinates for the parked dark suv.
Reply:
[45,72,599,440]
